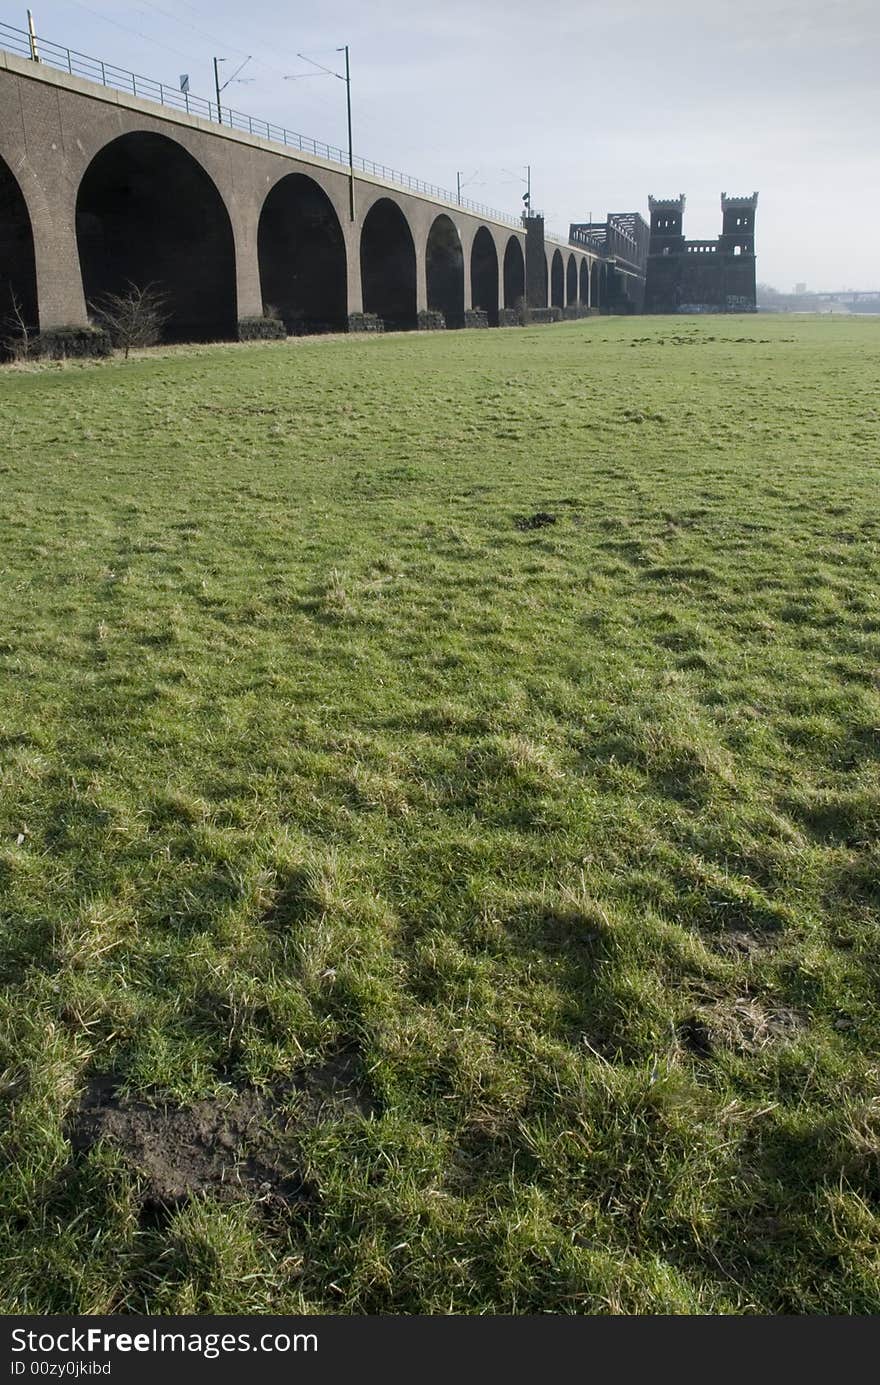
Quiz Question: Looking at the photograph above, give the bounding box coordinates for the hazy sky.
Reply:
[19,0,880,288]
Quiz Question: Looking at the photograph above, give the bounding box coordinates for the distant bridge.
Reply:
[0,27,607,340]
[813,291,880,305]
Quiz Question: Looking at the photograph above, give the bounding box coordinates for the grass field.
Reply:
[1,313,879,1314]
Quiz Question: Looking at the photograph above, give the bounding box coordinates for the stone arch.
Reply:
[607,265,622,310]
[470,226,498,326]
[503,236,525,310]
[426,214,464,328]
[258,173,346,334]
[360,197,417,331]
[0,154,38,340]
[75,131,237,342]
[590,261,600,310]
[550,248,565,309]
[579,259,590,306]
[566,254,578,307]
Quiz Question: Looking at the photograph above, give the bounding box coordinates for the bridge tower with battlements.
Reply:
[644,192,758,314]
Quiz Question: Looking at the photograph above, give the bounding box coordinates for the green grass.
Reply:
[1,313,879,1314]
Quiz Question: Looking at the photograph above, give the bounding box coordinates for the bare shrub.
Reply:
[90,281,170,358]
[0,287,33,362]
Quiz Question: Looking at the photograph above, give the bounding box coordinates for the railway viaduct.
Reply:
[0,44,602,341]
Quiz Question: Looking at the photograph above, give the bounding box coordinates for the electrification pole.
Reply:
[213,55,252,125]
[288,47,355,220]
[339,44,354,221]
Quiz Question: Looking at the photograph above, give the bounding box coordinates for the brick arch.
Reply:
[470,225,499,325]
[75,130,237,341]
[503,234,525,309]
[0,153,38,337]
[426,213,464,328]
[566,253,578,307]
[550,248,565,308]
[360,195,417,330]
[258,172,347,333]
[579,258,590,306]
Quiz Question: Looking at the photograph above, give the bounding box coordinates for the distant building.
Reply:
[643,193,758,313]
[569,211,648,312]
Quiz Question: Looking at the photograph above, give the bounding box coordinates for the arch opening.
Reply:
[503,236,525,310]
[360,197,416,331]
[258,174,346,333]
[590,261,600,310]
[426,214,464,328]
[606,265,622,311]
[566,254,578,307]
[550,249,565,309]
[579,259,590,306]
[0,156,38,347]
[76,132,236,342]
[470,227,498,326]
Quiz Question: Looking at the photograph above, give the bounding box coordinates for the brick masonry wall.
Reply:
[348,312,384,332]
[526,306,562,324]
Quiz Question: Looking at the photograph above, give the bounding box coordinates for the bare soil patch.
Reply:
[68,1055,374,1208]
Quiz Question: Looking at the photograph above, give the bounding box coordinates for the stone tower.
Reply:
[718,192,758,309]
[647,194,686,255]
[720,192,757,256]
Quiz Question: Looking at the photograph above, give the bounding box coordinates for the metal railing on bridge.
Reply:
[0,20,563,236]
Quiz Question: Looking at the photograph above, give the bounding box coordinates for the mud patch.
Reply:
[708,930,774,959]
[69,1056,375,1208]
[514,511,556,531]
[70,1080,305,1207]
[300,1051,376,1119]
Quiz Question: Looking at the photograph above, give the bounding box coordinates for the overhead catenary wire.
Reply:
[136,0,252,60]
[19,5,545,223]
[55,0,450,163]
[64,0,194,62]
[131,0,431,154]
